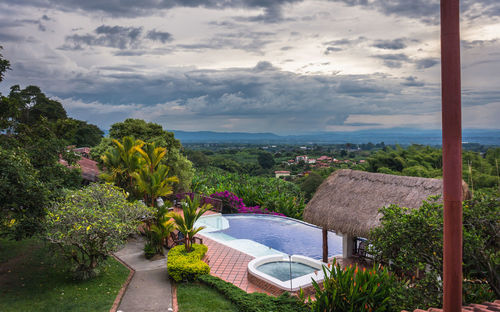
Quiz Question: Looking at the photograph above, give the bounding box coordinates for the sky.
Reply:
[0,0,499,134]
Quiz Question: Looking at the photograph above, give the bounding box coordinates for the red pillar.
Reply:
[440,0,463,310]
[322,227,328,263]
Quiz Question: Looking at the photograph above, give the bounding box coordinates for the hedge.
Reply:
[198,274,307,312]
[167,244,210,282]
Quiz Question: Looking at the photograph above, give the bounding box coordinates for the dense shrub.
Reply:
[198,274,307,312]
[304,260,397,312]
[369,193,499,310]
[167,244,210,282]
[45,183,153,279]
[0,147,49,239]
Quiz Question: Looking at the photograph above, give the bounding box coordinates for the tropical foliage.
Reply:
[368,192,499,310]
[193,169,305,218]
[303,260,397,312]
[168,195,212,252]
[0,147,49,239]
[366,145,500,191]
[101,137,179,204]
[94,118,193,192]
[144,205,176,258]
[44,184,153,279]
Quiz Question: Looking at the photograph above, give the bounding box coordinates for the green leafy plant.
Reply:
[198,274,307,312]
[144,205,176,257]
[167,244,210,282]
[134,142,180,206]
[304,259,396,312]
[168,195,212,252]
[44,183,153,279]
[368,192,499,310]
[100,136,145,197]
[193,169,306,218]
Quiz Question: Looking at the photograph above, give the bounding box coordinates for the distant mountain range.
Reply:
[170,128,500,146]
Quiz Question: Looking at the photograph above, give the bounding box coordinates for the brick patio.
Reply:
[199,234,270,294]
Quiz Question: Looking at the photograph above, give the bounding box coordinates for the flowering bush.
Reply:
[210,191,284,216]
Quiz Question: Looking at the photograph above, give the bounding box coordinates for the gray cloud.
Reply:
[7,0,500,24]
[324,47,342,54]
[333,0,499,24]
[177,31,274,53]
[0,32,24,42]
[415,58,439,69]
[146,30,173,43]
[372,38,408,50]
[401,76,425,87]
[462,39,499,49]
[373,53,411,68]
[9,0,303,18]
[323,37,365,54]
[61,25,147,50]
[372,53,439,69]
[326,114,349,125]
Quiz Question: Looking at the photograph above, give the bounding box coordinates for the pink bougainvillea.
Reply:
[209,191,284,216]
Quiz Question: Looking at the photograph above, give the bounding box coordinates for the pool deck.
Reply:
[199,234,273,294]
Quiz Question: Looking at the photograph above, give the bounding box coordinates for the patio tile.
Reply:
[199,235,269,294]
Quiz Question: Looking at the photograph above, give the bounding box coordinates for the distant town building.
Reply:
[307,158,316,164]
[317,156,333,162]
[295,155,308,162]
[274,170,291,178]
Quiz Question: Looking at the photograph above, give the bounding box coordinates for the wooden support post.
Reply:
[441,0,463,310]
[322,227,328,263]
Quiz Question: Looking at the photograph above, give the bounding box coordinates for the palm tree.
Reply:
[132,164,179,207]
[100,136,144,196]
[168,195,212,252]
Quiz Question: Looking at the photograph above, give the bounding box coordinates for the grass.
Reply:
[177,282,239,312]
[0,237,130,312]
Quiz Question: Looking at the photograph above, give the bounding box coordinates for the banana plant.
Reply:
[168,195,212,252]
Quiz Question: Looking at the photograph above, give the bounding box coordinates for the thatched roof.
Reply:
[303,169,470,238]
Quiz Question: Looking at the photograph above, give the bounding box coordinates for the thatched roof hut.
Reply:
[303,169,470,239]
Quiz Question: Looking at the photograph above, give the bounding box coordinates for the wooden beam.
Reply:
[440,0,463,310]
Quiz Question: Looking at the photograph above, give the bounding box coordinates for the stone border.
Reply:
[109,254,136,312]
[172,282,178,312]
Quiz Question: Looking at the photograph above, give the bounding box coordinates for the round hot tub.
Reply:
[247,255,326,292]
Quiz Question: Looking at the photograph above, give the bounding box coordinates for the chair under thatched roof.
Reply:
[303,169,470,239]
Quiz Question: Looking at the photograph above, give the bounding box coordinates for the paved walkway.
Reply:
[114,236,173,312]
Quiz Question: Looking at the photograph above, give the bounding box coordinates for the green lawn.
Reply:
[177,282,238,312]
[0,237,130,312]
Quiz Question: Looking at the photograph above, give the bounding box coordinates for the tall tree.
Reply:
[0,45,10,83]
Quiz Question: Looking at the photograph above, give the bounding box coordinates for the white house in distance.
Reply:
[275,170,291,178]
[295,155,308,163]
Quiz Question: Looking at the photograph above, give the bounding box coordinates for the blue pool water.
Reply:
[196,214,343,259]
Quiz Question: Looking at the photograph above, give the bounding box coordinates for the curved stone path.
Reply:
[114,236,173,312]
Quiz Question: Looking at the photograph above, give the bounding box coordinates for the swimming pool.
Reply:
[195,214,343,259]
